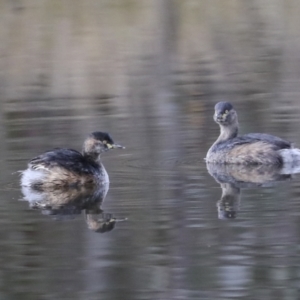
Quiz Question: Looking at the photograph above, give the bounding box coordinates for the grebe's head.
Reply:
[213,102,237,126]
[83,132,125,157]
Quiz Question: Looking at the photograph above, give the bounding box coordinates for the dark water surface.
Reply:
[2,1,300,299]
[2,98,300,300]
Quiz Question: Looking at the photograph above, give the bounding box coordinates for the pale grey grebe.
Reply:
[206,102,300,165]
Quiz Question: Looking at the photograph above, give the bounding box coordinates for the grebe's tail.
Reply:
[279,148,300,174]
[20,168,46,187]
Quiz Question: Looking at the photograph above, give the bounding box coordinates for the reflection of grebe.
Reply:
[207,163,292,219]
[21,132,124,188]
[217,183,240,219]
[21,182,126,233]
[206,102,300,165]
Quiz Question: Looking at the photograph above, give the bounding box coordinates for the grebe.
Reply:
[206,102,300,165]
[21,132,124,188]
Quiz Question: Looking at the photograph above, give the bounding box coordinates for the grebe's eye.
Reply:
[102,140,113,148]
[221,110,229,118]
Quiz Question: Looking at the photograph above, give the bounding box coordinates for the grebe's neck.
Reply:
[83,152,102,165]
[215,122,238,144]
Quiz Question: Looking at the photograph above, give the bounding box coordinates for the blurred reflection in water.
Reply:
[2,1,300,299]
[206,163,294,219]
[21,182,125,233]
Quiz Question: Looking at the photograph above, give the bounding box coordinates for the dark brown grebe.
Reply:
[21,132,124,188]
[206,102,300,165]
